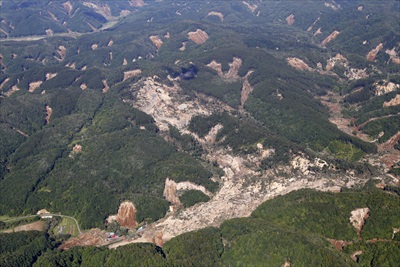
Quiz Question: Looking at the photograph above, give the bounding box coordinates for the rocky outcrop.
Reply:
[116,201,137,229]
[350,208,370,238]
[383,95,400,107]
[188,29,209,44]
[149,35,163,50]
[207,11,224,22]
[321,30,340,46]
[367,43,383,61]
[286,14,295,25]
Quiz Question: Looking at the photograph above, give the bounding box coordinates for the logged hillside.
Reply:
[0,0,399,262]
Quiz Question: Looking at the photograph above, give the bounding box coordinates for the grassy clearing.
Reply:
[54,217,78,237]
[0,215,14,221]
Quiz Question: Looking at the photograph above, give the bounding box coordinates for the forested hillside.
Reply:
[0,0,399,264]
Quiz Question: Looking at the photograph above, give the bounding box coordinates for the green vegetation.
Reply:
[53,217,78,237]
[6,186,396,266]
[179,190,210,208]
[327,140,364,162]
[1,1,399,263]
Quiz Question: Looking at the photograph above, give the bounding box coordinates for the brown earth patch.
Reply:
[242,1,257,13]
[2,221,45,233]
[321,31,340,46]
[149,35,163,50]
[59,228,108,250]
[207,11,224,22]
[327,238,352,250]
[188,29,209,45]
[130,0,145,7]
[123,69,142,81]
[367,43,383,61]
[286,14,295,25]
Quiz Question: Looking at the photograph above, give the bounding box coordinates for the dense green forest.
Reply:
[1,186,399,266]
[1,0,399,264]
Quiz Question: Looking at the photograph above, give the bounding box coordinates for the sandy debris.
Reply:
[0,77,10,90]
[59,228,108,250]
[374,81,400,96]
[383,95,400,107]
[240,70,254,108]
[307,17,320,32]
[55,45,67,61]
[385,48,400,64]
[123,69,142,81]
[286,14,295,25]
[149,35,163,50]
[102,79,110,93]
[129,0,145,7]
[321,30,340,46]
[207,11,224,22]
[350,208,370,238]
[80,83,87,90]
[287,57,313,71]
[62,1,73,16]
[108,39,114,46]
[367,43,383,61]
[45,105,53,124]
[207,57,242,81]
[28,81,42,93]
[91,43,98,50]
[45,29,54,36]
[179,42,187,51]
[188,29,209,45]
[314,28,322,36]
[242,1,257,13]
[4,85,19,97]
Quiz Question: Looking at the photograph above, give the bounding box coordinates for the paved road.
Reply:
[2,214,82,234]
